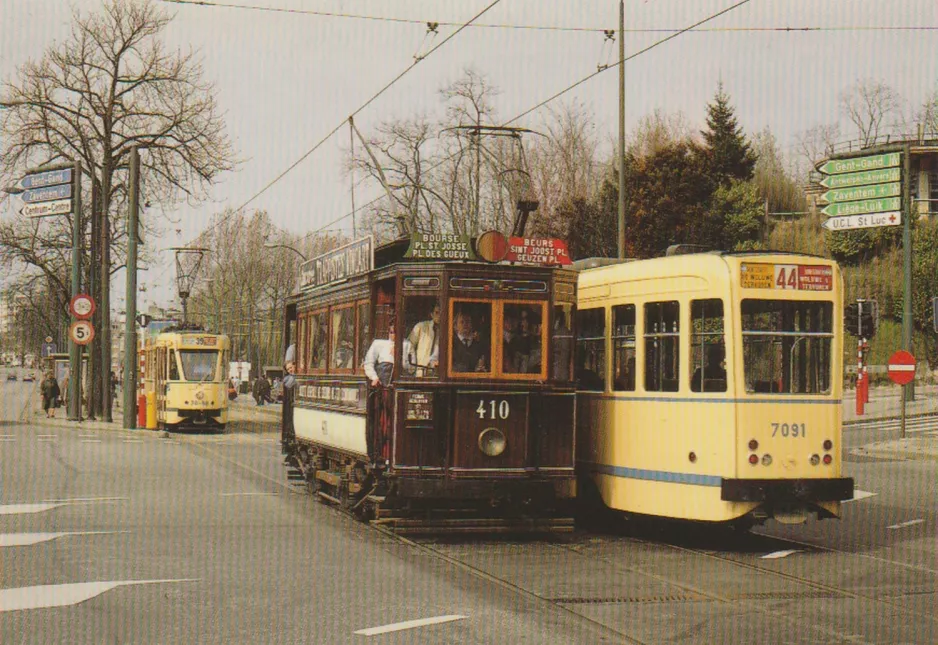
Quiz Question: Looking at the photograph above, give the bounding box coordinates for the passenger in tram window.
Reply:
[521,310,542,373]
[501,311,520,372]
[451,309,489,372]
[691,343,727,392]
[407,302,441,375]
[363,322,416,387]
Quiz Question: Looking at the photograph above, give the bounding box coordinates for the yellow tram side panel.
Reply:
[577,253,845,522]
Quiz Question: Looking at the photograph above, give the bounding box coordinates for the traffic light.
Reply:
[857,300,878,338]
[844,303,859,336]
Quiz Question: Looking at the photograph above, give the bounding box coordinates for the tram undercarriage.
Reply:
[283,438,574,535]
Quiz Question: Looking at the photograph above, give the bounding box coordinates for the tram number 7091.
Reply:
[477,399,511,420]
[771,422,806,438]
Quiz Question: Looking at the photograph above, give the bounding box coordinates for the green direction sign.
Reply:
[819,167,900,189]
[821,182,900,204]
[819,152,901,175]
[822,196,900,217]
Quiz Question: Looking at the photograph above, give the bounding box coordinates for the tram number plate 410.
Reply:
[772,422,806,438]
[477,399,511,420]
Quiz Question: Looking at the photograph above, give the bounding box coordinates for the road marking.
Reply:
[760,549,802,560]
[0,503,63,516]
[845,489,877,503]
[0,437,16,442]
[887,519,925,530]
[78,434,97,438]
[0,579,199,612]
[219,492,279,497]
[123,439,144,443]
[0,531,128,547]
[42,497,127,504]
[354,614,468,636]
[80,439,102,443]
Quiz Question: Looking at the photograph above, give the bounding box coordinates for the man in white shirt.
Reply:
[363,323,417,387]
[407,303,441,376]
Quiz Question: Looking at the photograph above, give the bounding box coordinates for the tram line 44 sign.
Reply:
[740,263,833,291]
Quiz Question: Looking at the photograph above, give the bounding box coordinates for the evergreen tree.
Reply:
[701,83,757,184]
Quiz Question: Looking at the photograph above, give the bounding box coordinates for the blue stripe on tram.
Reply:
[582,462,723,487]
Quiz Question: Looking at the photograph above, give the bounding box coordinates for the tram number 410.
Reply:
[477,399,511,420]
[771,422,806,438]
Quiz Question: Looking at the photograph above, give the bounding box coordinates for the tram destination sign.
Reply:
[821,212,901,232]
[505,236,572,266]
[819,167,900,189]
[740,263,833,291]
[404,233,477,261]
[821,196,900,217]
[818,152,901,175]
[820,182,900,205]
[300,236,373,291]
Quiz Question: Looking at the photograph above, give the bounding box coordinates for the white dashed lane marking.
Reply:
[887,519,925,530]
[0,503,64,516]
[354,615,468,636]
[845,489,877,503]
[0,579,199,612]
[761,549,802,560]
[0,531,128,547]
[219,492,278,497]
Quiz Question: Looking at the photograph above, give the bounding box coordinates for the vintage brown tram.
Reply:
[280,235,577,533]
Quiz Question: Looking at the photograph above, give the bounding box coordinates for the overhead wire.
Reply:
[191,0,504,246]
[160,1,938,33]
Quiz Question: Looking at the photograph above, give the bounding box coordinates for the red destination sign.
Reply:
[505,237,572,266]
[796,265,833,291]
[887,350,916,386]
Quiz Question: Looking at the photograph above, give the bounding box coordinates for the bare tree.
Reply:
[839,79,902,147]
[1,0,237,417]
[796,123,841,174]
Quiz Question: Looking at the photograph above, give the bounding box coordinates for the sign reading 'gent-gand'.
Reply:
[301,237,373,290]
[740,263,833,291]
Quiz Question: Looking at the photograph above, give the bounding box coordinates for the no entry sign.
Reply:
[887,350,916,386]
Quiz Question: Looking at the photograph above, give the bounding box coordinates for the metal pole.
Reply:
[617,0,626,259]
[350,118,357,238]
[68,160,83,421]
[902,143,914,402]
[123,145,140,429]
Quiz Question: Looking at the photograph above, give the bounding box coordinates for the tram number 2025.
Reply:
[772,422,806,438]
[477,399,511,420]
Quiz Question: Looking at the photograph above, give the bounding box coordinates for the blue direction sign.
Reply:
[20,168,72,190]
[41,342,57,358]
[21,183,71,204]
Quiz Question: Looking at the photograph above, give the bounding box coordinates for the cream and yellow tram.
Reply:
[281,236,578,533]
[141,327,231,430]
[575,252,853,526]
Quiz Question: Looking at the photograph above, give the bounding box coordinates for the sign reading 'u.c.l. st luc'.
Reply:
[300,236,373,291]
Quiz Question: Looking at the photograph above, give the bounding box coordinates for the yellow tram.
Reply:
[141,327,231,431]
[575,251,853,526]
[281,235,578,533]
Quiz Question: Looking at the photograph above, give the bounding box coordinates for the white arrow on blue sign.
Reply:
[22,184,71,204]
[19,168,72,190]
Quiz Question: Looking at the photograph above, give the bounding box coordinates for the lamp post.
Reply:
[263,242,308,262]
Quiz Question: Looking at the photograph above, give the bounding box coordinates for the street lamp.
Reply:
[263,242,308,262]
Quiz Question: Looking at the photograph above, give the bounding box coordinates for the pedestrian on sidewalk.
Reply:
[41,372,61,419]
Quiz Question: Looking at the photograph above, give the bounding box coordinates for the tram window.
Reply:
[503,303,545,375]
[168,349,179,381]
[742,300,833,395]
[551,303,575,382]
[450,301,492,374]
[180,350,219,382]
[576,308,606,391]
[308,310,328,371]
[612,305,636,392]
[330,306,356,371]
[690,299,726,393]
[403,297,441,378]
[644,301,679,392]
[356,301,370,367]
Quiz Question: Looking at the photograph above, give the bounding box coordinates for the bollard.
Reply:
[145,391,157,430]
[137,393,147,428]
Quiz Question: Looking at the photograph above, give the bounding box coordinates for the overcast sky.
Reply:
[3,0,938,310]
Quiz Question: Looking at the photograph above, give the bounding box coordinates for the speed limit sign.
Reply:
[69,294,96,320]
[69,320,95,346]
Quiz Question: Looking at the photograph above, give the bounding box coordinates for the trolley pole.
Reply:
[616,0,626,259]
[123,145,140,429]
[68,160,83,421]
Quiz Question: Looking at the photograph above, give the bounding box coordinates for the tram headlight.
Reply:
[196,390,205,400]
[478,428,507,457]
[761,454,773,466]
[810,454,820,466]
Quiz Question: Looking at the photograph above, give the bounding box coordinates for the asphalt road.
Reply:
[3,372,935,644]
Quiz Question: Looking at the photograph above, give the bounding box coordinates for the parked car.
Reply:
[23,373,35,382]
[6,373,17,381]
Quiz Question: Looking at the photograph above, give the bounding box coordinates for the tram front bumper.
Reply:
[721,478,854,503]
